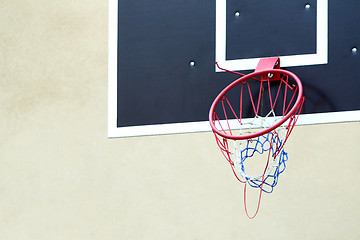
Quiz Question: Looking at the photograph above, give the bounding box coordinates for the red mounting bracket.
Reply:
[255,57,281,81]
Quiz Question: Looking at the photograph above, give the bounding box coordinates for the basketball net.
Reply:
[209,58,304,218]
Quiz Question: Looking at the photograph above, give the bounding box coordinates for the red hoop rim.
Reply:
[209,69,303,140]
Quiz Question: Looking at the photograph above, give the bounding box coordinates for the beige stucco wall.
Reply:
[1,1,359,239]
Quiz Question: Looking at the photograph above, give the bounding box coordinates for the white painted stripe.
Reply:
[108,0,119,137]
[215,0,226,71]
[108,110,360,138]
[215,0,328,72]
[297,110,360,126]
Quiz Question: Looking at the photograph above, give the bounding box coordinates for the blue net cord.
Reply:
[233,131,288,193]
[245,150,287,193]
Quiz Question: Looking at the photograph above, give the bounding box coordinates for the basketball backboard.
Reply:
[108,0,360,137]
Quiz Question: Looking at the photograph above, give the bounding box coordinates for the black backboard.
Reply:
[109,0,360,137]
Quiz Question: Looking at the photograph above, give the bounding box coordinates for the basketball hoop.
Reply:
[209,57,304,218]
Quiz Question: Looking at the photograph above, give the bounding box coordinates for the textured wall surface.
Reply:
[0,1,359,239]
